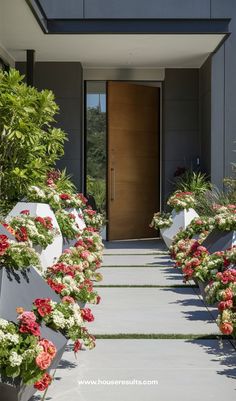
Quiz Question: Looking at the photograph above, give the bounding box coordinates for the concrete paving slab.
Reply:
[36,339,236,401]
[98,266,184,286]
[89,288,219,335]
[103,239,167,254]
[102,254,172,266]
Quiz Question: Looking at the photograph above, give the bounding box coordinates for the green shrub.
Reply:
[0,69,66,214]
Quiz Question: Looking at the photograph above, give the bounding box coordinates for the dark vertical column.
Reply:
[26,49,35,86]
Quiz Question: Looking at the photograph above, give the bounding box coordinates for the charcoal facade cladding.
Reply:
[202,229,236,253]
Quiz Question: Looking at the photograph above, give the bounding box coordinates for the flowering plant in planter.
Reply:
[58,192,86,210]
[45,262,101,304]
[167,191,196,212]
[32,298,96,352]
[0,315,56,391]
[213,205,236,231]
[83,208,105,231]
[150,212,173,230]
[205,267,236,336]
[78,228,104,255]
[55,209,81,240]
[28,185,88,213]
[59,246,102,281]
[0,234,41,270]
[7,210,58,249]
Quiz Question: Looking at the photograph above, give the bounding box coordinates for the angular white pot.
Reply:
[65,207,86,230]
[160,208,199,248]
[7,202,63,271]
[62,208,86,251]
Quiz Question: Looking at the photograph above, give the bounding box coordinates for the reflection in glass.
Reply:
[86,82,106,216]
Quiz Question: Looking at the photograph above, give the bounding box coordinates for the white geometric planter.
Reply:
[66,208,86,231]
[62,208,86,250]
[7,202,63,271]
[160,208,199,248]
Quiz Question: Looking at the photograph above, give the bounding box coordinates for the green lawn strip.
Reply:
[93,333,228,340]
[94,284,197,288]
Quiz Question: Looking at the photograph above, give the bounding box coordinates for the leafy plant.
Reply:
[196,187,236,217]
[0,69,67,214]
[175,171,212,195]
[86,175,106,214]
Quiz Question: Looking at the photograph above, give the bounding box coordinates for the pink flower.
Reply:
[36,352,52,370]
[219,322,233,335]
[39,338,57,359]
[62,296,75,304]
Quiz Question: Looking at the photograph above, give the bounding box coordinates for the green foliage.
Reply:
[86,107,106,180]
[175,170,212,195]
[0,69,67,213]
[196,186,236,217]
[86,175,106,214]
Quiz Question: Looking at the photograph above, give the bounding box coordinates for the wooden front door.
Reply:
[107,82,160,241]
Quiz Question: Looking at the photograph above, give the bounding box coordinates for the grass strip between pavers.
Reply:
[93,334,229,340]
[94,284,197,288]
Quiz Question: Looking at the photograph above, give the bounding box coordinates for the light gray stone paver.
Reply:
[102,254,172,266]
[89,288,219,335]
[41,339,236,401]
[103,239,166,254]
[98,266,184,286]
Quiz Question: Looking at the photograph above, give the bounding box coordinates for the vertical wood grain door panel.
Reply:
[108,82,160,240]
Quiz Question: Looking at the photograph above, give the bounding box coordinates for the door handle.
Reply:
[110,167,115,201]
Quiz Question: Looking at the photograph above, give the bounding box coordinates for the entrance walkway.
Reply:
[36,240,236,401]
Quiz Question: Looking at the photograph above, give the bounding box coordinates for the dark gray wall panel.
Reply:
[211,0,236,181]
[16,62,83,190]
[163,69,200,200]
[211,46,225,189]
[39,0,84,18]
[85,0,210,19]
[199,57,211,176]
[164,101,199,131]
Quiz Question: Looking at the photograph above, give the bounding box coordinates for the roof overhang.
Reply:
[0,0,231,68]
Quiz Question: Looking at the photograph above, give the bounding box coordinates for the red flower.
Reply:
[219,322,233,335]
[60,193,71,200]
[47,278,65,294]
[69,213,76,220]
[96,295,101,305]
[218,300,233,311]
[34,373,52,391]
[20,210,30,215]
[0,234,10,255]
[34,298,52,317]
[81,308,94,322]
[15,226,28,242]
[74,339,82,353]
[76,193,88,204]
[19,321,40,337]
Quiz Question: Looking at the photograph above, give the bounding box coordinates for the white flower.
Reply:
[0,318,9,329]
[5,333,20,344]
[9,351,23,367]
[52,310,66,328]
